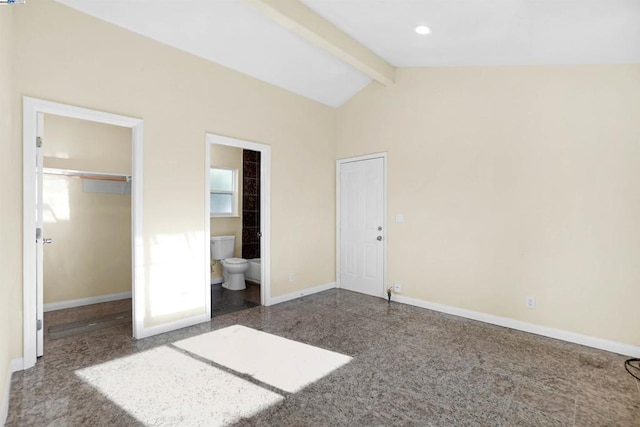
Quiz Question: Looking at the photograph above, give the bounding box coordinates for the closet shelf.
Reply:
[43,168,131,183]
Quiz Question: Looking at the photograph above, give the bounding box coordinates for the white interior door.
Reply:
[36,112,45,356]
[339,156,385,297]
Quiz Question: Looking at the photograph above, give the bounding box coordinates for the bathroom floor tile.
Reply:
[7,289,640,426]
[211,281,261,317]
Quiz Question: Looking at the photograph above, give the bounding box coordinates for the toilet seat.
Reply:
[225,257,247,264]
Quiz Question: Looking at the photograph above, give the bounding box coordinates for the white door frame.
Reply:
[336,152,388,297]
[205,133,272,307]
[22,97,144,369]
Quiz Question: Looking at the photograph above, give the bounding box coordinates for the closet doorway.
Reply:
[22,98,143,369]
[205,133,272,317]
[41,114,133,347]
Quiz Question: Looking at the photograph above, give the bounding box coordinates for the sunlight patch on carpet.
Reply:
[174,325,353,393]
[76,346,283,426]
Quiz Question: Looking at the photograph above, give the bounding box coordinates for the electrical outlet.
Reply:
[393,283,402,293]
[289,272,295,282]
[526,296,535,309]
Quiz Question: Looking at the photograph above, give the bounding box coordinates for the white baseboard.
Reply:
[392,294,640,358]
[268,282,336,306]
[43,291,132,312]
[2,359,24,425]
[211,277,223,285]
[9,359,22,373]
[134,314,211,340]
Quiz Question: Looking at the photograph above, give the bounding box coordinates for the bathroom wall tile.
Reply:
[243,177,259,196]
[243,195,258,211]
[243,160,258,179]
[242,211,259,228]
[243,244,260,260]
[243,149,258,163]
[243,227,260,244]
[242,149,261,272]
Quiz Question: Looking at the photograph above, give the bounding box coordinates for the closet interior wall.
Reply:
[42,114,133,307]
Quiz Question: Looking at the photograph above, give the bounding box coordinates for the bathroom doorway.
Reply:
[206,134,271,317]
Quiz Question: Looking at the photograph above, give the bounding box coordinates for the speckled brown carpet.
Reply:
[47,311,131,339]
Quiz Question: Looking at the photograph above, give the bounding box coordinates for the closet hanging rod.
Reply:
[42,167,131,183]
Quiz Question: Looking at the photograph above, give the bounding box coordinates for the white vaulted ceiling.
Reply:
[55,0,640,107]
[300,0,640,67]
[54,0,373,107]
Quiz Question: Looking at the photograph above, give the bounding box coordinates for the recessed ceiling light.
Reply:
[413,25,431,35]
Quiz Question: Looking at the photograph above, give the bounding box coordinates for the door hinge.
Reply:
[36,227,42,240]
[37,319,42,331]
[36,136,42,148]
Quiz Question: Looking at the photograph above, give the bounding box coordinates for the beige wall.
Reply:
[0,4,15,406]
[6,0,335,347]
[9,0,633,372]
[337,66,640,347]
[42,114,132,304]
[210,144,243,282]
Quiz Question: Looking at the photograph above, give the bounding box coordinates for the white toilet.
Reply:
[210,235,248,291]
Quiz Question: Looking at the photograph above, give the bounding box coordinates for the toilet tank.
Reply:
[210,235,235,260]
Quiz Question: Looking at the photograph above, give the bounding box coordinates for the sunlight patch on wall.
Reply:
[148,231,207,318]
[43,175,70,222]
[174,325,353,393]
[76,346,283,426]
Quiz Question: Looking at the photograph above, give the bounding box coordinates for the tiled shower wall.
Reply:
[242,149,261,259]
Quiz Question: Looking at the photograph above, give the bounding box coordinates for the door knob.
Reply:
[377,236,383,241]
[43,238,53,245]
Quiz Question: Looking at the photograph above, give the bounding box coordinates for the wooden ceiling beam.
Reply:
[241,0,395,86]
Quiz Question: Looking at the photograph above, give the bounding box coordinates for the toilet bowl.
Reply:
[221,257,249,290]
[210,235,248,291]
